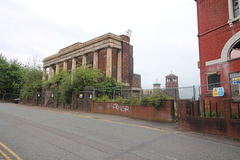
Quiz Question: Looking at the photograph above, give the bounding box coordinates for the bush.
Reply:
[122,95,140,105]
[140,91,172,110]
[94,90,171,110]
[94,95,110,102]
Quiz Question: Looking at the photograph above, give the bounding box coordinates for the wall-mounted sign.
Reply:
[213,87,224,97]
[233,77,240,84]
[79,94,84,99]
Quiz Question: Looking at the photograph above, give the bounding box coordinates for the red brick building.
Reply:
[165,73,178,89]
[195,0,240,103]
[42,33,141,90]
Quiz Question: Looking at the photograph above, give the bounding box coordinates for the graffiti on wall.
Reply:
[108,103,132,113]
[97,103,132,113]
[97,105,103,111]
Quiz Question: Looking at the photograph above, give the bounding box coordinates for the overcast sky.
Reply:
[0,0,199,89]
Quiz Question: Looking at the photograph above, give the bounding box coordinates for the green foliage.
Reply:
[51,66,122,104]
[0,54,24,95]
[0,54,43,102]
[72,66,103,92]
[122,95,140,105]
[140,90,172,110]
[93,95,110,102]
[95,91,171,110]
[20,61,43,101]
[59,74,73,104]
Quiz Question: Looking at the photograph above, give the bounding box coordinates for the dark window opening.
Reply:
[207,74,221,91]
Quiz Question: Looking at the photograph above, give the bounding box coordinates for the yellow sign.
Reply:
[213,87,224,97]
[233,77,240,81]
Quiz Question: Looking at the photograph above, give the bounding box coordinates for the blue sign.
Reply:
[233,81,240,84]
[213,87,224,97]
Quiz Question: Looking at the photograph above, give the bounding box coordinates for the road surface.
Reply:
[0,102,239,160]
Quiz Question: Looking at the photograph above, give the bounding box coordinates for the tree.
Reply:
[0,54,9,93]
[19,56,43,101]
[55,66,122,104]
[21,65,42,101]
[0,54,23,96]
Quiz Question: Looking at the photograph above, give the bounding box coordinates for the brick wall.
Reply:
[177,99,240,139]
[122,42,133,85]
[132,74,141,88]
[98,49,107,74]
[196,0,240,102]
[93,100,174,122]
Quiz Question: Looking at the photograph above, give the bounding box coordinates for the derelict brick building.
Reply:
[195,0,240,103]
[42,33,141,90]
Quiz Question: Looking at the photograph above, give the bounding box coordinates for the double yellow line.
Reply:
[0,141,22,160]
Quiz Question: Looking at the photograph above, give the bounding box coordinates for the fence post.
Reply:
[71,91,74,109]
[192,101,194,116]
[175,88,177,108]
[209,100,212,117]
[121,86,123,97]
[203,99,206,117]
[238,102,240,118]
[193,85,196,100]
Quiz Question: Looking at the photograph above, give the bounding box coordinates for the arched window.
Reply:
[229,40,240,60]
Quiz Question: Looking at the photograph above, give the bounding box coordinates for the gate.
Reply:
[73,87,94,112]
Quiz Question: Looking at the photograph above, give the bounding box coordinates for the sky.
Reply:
[0,0,200,89]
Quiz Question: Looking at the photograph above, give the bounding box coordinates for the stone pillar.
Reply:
[106,47,112,77]
[117,50,122,82]
[63,61,67,71]
[56,63,60,74]
[82,55,87,68]
[48,66,53,80]
[42,67,46,80]
[72,58,76,71]
[93,52,98,69]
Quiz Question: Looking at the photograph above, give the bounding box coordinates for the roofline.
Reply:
[43,33,124,62]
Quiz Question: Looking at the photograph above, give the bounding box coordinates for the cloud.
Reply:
[0,0,200,88]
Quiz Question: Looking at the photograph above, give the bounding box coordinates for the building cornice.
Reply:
[43,33,123,67]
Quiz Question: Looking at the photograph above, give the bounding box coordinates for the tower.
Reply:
[165,73,178,89]
[153,79,161,90]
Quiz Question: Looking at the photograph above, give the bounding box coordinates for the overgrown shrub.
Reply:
[94,90,171,110]
[122,95,140,105]
[140,90,172,110]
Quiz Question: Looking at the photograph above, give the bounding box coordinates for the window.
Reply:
[207,74,221,91]
[229,40,240,59]
[228,0,240,26]
[230,72,240,102]
[233,0,240,17]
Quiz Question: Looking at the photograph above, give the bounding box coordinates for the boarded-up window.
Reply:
[230,72,240,102]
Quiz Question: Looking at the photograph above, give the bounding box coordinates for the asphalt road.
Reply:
[0,102,239,160]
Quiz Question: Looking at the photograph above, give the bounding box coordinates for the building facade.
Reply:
[42,33,141,90]
[195,0,240,103]
[165,73,178,89]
